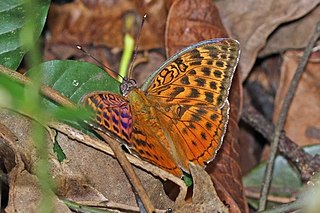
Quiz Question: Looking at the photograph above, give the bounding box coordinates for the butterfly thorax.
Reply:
[127,88,156,114]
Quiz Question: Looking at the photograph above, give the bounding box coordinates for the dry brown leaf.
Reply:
[0,109,175,211]
[165,0,227,57]
[174,163,228,213]
[166,0,247,212]
[0,114,71,213]
[259,5,320,56]
[215,0,320,81]
[47,0,167,51]
[273,50,320,146]
[55,131,175,209]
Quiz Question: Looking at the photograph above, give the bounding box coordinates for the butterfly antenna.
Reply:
[127,14,147,79]
[76,45,125,80]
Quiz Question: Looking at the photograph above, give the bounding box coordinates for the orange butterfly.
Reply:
[82,38,240,177]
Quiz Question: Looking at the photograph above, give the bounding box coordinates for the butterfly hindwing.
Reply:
[142,38,239,109]
[83,91,182,177]
[83,92,133,142]
[129,110,183,177]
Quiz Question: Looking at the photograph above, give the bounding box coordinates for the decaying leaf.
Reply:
[174,163,228,213]
[273,50,320,146]
[216,0,319,81]
[0,109,174,211]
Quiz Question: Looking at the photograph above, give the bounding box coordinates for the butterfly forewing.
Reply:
[142,38,239,109]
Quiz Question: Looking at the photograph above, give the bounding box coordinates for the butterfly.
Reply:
[82,38,240,177]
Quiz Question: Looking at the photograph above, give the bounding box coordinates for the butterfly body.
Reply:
[83,38,240,177]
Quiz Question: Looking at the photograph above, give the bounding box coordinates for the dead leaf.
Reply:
[215,0,320,81]
[273,50,320,145]
[0,108,175,211]
[46,0,167,59]
[174,163,228,213]
[259,5,320,57]
[0,112,71,212]
[165,0,227,57]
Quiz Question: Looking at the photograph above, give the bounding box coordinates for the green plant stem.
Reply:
[119,33,135,81]
[21,0,54,212]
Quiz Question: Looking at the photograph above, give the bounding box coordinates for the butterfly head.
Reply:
[120,77,137,96]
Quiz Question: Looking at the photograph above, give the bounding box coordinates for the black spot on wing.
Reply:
[210,81,217,90]
[195,78,206,86]
[214,70,222,78]
[210,114,218,121]
[180,76,190,85]
[189,70,196,75]
[201,67,211,76]
[204,92,214,103]
[215,61,224,68]
[190,61,202,66]
[169,86,185,98]
[201,132,207,140]
[187,88,200,98]
[205,122,213,130]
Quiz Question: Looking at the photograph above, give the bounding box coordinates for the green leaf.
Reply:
[0,0,50,70]
[243,145,320,209]
[183,174,193,187]
[53,135,66,162]
[26,60,120,128]
[30,60,120,104]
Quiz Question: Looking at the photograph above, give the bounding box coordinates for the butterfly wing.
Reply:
[83,92,182,177]
[129,109,183,177]
[153,101,230,171]
[83,92,133,142]
[142,38,240,109]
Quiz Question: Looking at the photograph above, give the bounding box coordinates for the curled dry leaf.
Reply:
[174,163,228,213]
[215,0,320,81]
[0,111,71,212]
[46,0,167,58]
[273,50,320,146]
[166,0,247,212]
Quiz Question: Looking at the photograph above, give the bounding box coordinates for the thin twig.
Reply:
[241,105,320,181]
[259,199,303,213]
[96,131,155,213]
[258,21,320,211]
[63,199,115,213]
[62,198,169,213]
[0,65,75,108]
[245,188,296,204]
